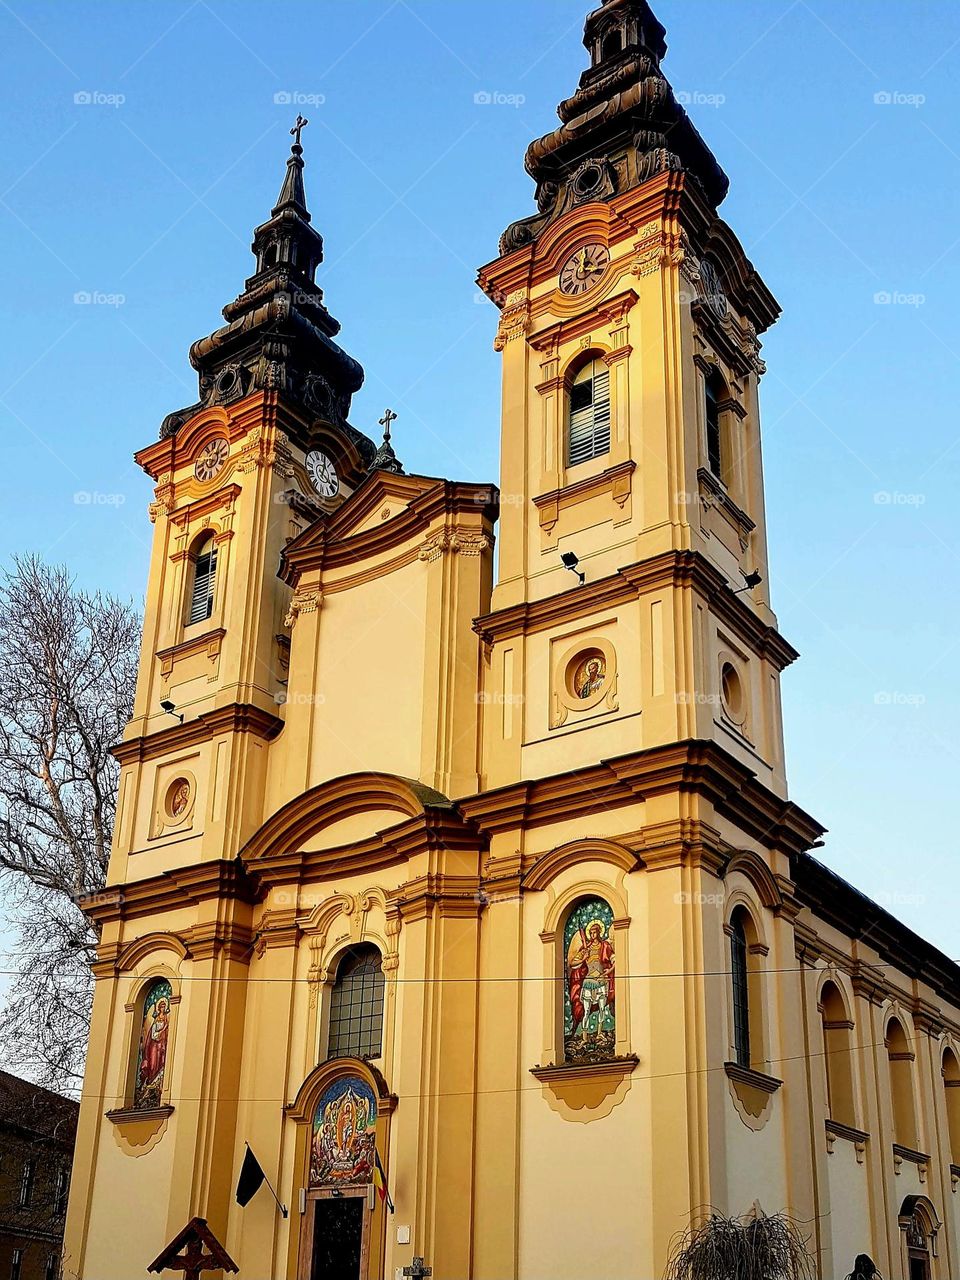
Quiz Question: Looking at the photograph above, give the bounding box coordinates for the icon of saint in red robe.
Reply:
[135,987,170,1108]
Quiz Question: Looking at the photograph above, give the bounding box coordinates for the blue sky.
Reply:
[0,0,958,958]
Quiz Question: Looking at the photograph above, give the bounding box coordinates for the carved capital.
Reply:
[237,426,295,477]
[494,289,530,351]
[284,588,321,627]
[149,474,175,523]
[418,529,493,562]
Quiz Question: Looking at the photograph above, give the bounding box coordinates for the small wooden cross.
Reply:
[147,1217,238,1280]
[290,114,309,145]
[402,1258,432,1279]
[379,408,398,441]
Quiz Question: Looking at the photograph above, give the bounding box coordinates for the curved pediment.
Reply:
[241,771,452,862]
[278,474,498,585]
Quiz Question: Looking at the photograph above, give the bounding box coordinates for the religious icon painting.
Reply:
[310,1076,378,1188]
[166,778,191,820]
[573,653,606,700]
[134,978,173,1109]
[563,898,616,1064]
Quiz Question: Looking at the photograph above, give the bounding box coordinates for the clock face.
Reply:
[194,437,229,483]
[559,243,610,296]
[305,449,339,498]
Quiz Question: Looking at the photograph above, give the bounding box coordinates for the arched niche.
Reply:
[818,977,857,1129]
[286,1060,397,1280]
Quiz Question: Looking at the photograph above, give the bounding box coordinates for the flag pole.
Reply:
[245,1142,289,1218]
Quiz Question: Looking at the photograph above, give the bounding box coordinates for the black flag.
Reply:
[235,1146,266,1207]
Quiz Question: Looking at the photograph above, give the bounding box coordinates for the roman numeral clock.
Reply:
[558,242,610,296]
[305,448,340,499]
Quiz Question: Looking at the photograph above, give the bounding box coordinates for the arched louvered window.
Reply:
[187,534,217,626]
[705,368,726,478]
[730,912,751,1068]
[568,358,611,467]
[327,945,385,1060]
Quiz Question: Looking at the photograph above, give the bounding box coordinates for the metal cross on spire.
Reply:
[290,114,309,146]
[379,408,398,442]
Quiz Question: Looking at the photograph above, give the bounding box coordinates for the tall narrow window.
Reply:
[943,1048,960,1165]
[887,1018,918,1149]
[327,945,385,1060]
[705,368,725,478]
[45,1255,58,1280]
[821,981,856,1127]
[11,1250,22,1280]
[54,1166,69,1216]
[187,534,217,626]
[18,1160,34,1207]
[568,358,611,467]
[730,913,751,1068]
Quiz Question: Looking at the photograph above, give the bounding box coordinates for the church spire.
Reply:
[157,123,372,462]
[272,114,311,219]
[499,0,728,255]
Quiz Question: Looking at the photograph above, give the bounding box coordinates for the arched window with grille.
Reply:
[567,358,611,467]
[186,533,217,626]
[327,945,385,1061]
[730,911,751,1068]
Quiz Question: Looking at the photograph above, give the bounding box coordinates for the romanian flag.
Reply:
[373,1149,394,1214]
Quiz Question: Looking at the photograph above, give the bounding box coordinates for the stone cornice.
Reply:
[249,808,485,892]
[113,702,284,767]
[462,739,824,857]
[474,550,798,672]
[724,1061,783,1094]
[792,853,960,1012]
[478,173,781,338]
[81,860,258,926]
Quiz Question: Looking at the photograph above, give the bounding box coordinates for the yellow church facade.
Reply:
[64,3,960,1279]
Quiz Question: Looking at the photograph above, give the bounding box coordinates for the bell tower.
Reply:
[112,122,379,885]
[477,0,794,797]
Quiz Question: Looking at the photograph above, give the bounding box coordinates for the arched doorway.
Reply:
[288,1059,397,1280]
[899,1196,942,1280]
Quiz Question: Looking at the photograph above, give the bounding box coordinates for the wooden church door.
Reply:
[300,1188,371,1280]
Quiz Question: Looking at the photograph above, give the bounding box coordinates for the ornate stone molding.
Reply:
[893,1143,930,1181]
[493,289,530,351]
[149,473,175,523]
[284,587,321,627]
[631,225,687,279]
[825,1118,868,1163]
[418,529,493,562]
[237,426,295,477]
[156,628,225,683]
[530,1056,638,1123]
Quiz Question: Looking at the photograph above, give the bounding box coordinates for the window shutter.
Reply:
[567,365,611,467]
[188,545,217,626]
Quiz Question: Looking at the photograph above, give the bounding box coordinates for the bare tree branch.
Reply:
[0,555,139,1090]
